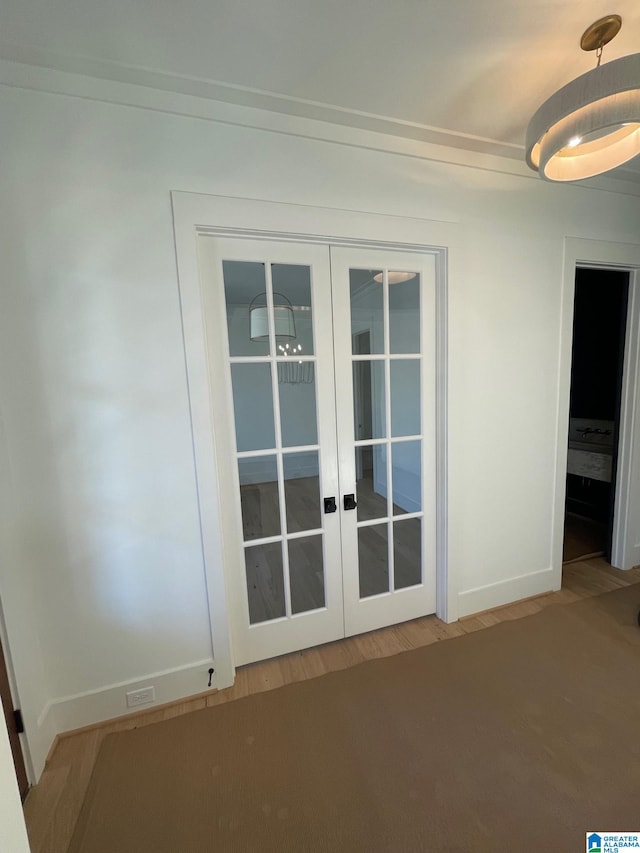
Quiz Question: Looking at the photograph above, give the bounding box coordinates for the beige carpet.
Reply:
[69,585,640,853]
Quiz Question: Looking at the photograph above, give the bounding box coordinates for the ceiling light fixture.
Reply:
[373,271,417,284]
[525,15,640,181]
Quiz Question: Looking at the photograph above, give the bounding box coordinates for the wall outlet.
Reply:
[125,686,155,709]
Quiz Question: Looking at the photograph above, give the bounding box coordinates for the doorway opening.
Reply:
[563,267,629,566]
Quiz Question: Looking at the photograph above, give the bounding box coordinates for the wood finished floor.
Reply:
[23,557,640,853]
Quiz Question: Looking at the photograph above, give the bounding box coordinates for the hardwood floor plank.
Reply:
[395,616,441,648]
[353,628,406,661]
[23,766,70,853]
[243,657,287,695]
[459,611,503,633]
[420,615,466,642]
[31,731,102,853]
[494,599,544,621]
[277,649,328,684]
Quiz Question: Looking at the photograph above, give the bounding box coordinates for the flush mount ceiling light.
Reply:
[526,15,640,181]
[373,271,417,283]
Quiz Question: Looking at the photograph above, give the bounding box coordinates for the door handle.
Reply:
[324,496,337,514]
[343,493,358,511]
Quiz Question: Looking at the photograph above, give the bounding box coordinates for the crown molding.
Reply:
[1,47,639,196]
[0,41,526,158]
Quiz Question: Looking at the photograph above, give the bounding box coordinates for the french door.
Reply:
[201,237,436,665]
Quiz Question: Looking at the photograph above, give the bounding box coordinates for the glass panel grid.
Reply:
[231,363,276,452]
[351,354,417,360]
[271,263,315,355]
[238,456,280,540]
[223,254,331,628]
[356,512,422,528]
[351,263,424,600]
[289,535,326,614]
[392,441,422,515]
[242,528,325,550]
[223,260,270,357]
[284,451,321,532]
[356,444,387,522]
[245,542,286,624]
[280,374,319,447]
[350,270,383,354]
[390,360,421,437]
[393,517,423,590]
[389,273,421,354]
[229,356,318,364]
[357,523,389,598]
[354,436,420,447]
[352,360,385,440]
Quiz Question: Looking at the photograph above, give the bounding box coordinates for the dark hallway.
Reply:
[563,267,629,564]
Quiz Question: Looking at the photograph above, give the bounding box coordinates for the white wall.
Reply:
[1,67,640,777]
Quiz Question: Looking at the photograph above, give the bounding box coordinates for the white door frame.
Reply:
[553,237,640,583]
[172,192,457,687]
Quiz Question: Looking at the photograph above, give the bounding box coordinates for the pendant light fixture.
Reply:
[526,15,640,181]
[249,291,296,340]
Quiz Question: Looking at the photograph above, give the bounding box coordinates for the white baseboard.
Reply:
[38,658,215,743]
[457,567,558,618]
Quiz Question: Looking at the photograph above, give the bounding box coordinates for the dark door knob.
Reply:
[324,496,337,514]
[343,493,358,511]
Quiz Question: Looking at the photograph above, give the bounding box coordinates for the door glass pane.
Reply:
[394,518,422,590]
[279,371,318,447]
[356,444,387,521]
[353,360,386,439]
[238,456,280,540]
[245,542,286,624]
[390,360,420,437]
[350,269,384,354]
[392,441,421,514]
[271,264,314,355]
[389,275,420,353]
[223,261,270,357]
[231,363,275,451]
[283,452,321,533]
[289,535,325,614]
[277,361,314,385]
[358,523,389,598]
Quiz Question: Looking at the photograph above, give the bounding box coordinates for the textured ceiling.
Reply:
[1,0,639,166]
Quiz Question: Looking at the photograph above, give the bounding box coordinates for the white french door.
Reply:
[331,248,437,637]
[200,236,436,665]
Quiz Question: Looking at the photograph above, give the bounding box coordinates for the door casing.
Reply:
[172,192,455,687]
[554,238,640,582]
